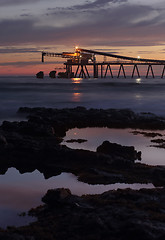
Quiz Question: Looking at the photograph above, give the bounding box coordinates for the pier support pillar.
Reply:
[117,64,126,78]
[79,65,87,78]
[104,64,113,78]
[75,65,80,77]
[93,64,98,78]
[66,65,73,78]
[146,64,155,78]
[132,64,140,78]
[101,65,103,78]
[161,65,165,78]
[74,65,90,78]
[85,65,90,78]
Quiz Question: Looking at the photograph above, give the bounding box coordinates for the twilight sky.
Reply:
[0,0,165,75]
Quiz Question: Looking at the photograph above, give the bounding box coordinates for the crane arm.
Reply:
[77,48,165,63]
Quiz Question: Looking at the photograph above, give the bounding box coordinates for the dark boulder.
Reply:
[42,188,71,206]
[97,141,141,162]
[0,135,7,146]
[49,70,56,78]
[58,72,68,78]
[36,71,44,79]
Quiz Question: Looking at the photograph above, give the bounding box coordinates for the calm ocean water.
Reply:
[1,75,165,122]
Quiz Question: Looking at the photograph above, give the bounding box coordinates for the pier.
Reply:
[65,62,165,79]
[41,48,165,78]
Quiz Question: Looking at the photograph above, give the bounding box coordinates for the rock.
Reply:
[0,232,34,240]
[17,107,165,130]
[150,138,165,149]
[36,71,44,79]
[42,188,93,210]
[97,141,141,162]
[0,135,7,146]
[151,139,165,143]
[1,107,165,188]
[0,167,8,175]
[131,131,163,138]
[1,121,19,132]
[58,72,68,78]
[150,167,165,186]
[42,188,71,206]
[66,139,87,143]
[9,188,165,240]
[49,70,56,78]
[1,107,165,239]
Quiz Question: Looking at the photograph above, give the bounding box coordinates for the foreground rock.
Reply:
[18,107,165,137]
[97,140,141,161]
[131,130,163,138]
[65,138,87,143]
[3,187,165,240]
[1,107,165,239]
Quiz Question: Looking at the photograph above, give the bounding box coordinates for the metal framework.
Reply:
[64,62,165,78]
[41,48,165,78]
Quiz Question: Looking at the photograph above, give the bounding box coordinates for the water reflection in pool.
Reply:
[0,168,154,228]
[64,127,165,166]
[1,127,164,228]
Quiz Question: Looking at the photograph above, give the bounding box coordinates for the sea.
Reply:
[1,75,165,228]
[1,75,165,123]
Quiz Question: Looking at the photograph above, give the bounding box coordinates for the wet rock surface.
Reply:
[0,231,35,240]
[96,140,141,161]
[65,138,87,143]
[3,187,165,240]
[150,138,165,149]
[1,107,165,238]
[151,139,165,143]
[18,107,165,134]
[131,130,163,138]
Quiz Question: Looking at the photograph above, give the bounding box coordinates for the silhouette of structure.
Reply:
[41,48,165,78]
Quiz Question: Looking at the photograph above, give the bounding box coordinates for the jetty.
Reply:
[41,47,165,78]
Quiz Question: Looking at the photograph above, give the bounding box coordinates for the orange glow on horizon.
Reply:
[1,44,165,76]
[0,62,65,76]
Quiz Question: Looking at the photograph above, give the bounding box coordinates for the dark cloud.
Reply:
[0,47,39,54]
[72,0,127,10]
[0,3,164,49]
[0,0,41,6]
[46,0,127,14]
[0,19,36,45]
[94,48,121,51]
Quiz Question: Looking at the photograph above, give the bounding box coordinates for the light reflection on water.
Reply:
[64,127,165,166]
[136,78,141,84]
[2,76,165,123]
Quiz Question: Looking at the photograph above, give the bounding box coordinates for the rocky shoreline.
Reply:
[3,187,165,240]
[1,107,165,239]
[2,187,165,240]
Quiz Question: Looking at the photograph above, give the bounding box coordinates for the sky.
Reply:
[0,0,165,75]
